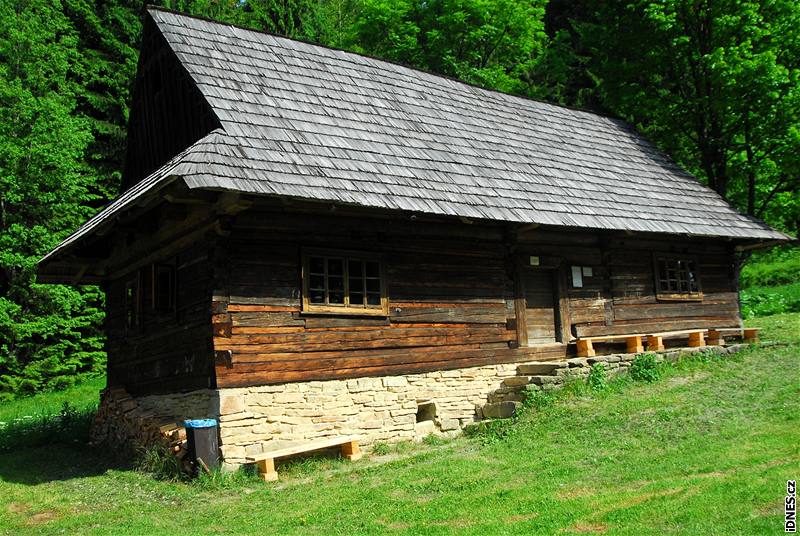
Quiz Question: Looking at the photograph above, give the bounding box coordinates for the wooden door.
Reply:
[523,269,558,345]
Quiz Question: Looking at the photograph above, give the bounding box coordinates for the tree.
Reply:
[0,0,105,396]
[348,0,548,94]
[544,0,799,234]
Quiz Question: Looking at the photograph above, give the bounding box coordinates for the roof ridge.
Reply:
[143,4,626,125]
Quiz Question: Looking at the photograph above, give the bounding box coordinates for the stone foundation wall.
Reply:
[215,361,529,468]
[96,343,748,470]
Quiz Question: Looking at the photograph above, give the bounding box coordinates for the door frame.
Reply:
[514,256,571,347]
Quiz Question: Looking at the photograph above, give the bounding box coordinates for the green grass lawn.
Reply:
[0,315,798,535]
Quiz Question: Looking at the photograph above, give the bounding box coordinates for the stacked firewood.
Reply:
[91,387,188,464]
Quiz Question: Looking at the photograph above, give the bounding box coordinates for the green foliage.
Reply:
[136,443,186,482]
[348,0,548,93]
[586,363,608,391]
[421,432,445,446]
[540,0,800,235]
[741,282,800,318]
[629,353,661,383]
[522,386,556,410]
[370,441,390,455]
[741,245,800,288]
[0,0,107,397]
[195,464,261,490]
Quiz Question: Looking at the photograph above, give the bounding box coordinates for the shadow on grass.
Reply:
[0,403,128,485]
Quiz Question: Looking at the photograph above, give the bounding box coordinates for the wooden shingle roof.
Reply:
[43,7,790,267]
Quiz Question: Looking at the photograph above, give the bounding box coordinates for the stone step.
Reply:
[528,375,563,386]
[487,390,526,404]
[501,376,533,387]
[516,362,567,376]
[481,401,520,419]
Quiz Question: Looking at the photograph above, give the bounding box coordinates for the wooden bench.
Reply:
[576,329,707,357]
[245,435,362,482]
[576,327,761,357]
[708,327,760,345]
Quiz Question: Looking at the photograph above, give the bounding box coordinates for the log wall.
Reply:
[211,211,566,388]
[211,208,742,389]
[103,199,743,394]
[106,239,215,395]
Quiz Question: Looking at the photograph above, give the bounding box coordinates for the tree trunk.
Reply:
[744,115,756,215]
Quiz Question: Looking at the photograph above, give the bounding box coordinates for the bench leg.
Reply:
[626,336,643,354]
[743,328,759,343]
[646,335,665,352]
[688,331,705,348]
[576,339,595,358]
[341,440,362,461]
[257,458,278,482]
[707,330,724,346]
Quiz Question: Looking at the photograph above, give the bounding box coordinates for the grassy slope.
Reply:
[0,314,797,535]
[0,376,104,424]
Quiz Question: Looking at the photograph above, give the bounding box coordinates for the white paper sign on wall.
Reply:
[571,266,583,288]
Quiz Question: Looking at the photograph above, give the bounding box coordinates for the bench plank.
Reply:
[246,435,362,482]
[576,326,759,358]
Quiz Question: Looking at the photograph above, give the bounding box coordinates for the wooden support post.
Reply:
[513,259,528,348]
[707,329,724,346]
[646,335,665,352]
[341,440,362,461]
[687,331,705,348]
[576,339,595,358]
[625,336,644,354]
[743,328,759,343]
[256,458,278,482]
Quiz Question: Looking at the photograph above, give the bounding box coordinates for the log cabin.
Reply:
[38,7,790,466]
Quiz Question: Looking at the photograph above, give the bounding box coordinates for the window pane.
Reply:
[329,276,344,291]
[366,293,381,306]
[350,292,364,306]
[329,292,344,304]
[366,278,380,292]
[328,258,344,276]
[348,260,363,278]
[365,261,380,278]
[349,276,363,293]
[309,257,324,274]
[309,290,325,304]
[309,275,325,289]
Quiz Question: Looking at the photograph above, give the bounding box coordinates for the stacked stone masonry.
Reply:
[121,344,747,470]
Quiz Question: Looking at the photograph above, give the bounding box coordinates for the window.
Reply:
[124,275,141,333]
[654,255,702,300]
[302,251,387,315]
[570,266,594,288]
[152,264,175,313]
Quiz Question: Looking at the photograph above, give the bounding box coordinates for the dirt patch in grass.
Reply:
[615,488,683,509]
[384,521,412,530]
[7,502,28,514]
[27,511,60,525]
[429,518,475,528]
[667,371,710,387]
[557,487,595,499]
[566,521,609,533]
[505,513,538,523]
